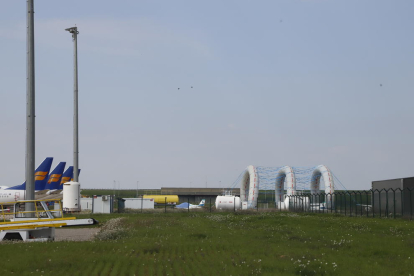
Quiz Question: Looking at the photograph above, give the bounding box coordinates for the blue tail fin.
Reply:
[7,157,54,190]
[44,162,66,190]
[57,167,81,189]
[58,166,73,190]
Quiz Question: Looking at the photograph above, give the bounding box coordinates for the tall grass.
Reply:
[0,212,413,275]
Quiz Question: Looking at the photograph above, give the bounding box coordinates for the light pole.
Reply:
[136,181,139,198]
[65,26,79,182]
[26,0,36,215]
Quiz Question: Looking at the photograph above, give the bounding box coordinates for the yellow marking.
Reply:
[35,171,48,181]
[0,198,63,205]
[0,199,66,222]
[0,223,67,231]
[0,217,77,225]
[60,177,71,184]
[0,205,4,223]
[35,171,48,176]
[47,174,62,183]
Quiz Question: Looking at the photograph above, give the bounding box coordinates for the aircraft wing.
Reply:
[176,202,190,209]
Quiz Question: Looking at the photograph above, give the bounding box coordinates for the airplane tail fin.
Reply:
[199,199,205,206]
[34,157,54,190]
[58,167,81,189]
[44,162,66,190]
[7,157,53,190]
[58,166,73,190]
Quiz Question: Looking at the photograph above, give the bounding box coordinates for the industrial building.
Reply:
[372,177,414,216]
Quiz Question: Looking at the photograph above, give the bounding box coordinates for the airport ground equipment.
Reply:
[215,195,241,210]
[0,224,65,242]
[0,199,97,242]
[143,195,178,205]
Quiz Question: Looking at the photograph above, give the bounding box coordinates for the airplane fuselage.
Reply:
[0,190,26,204]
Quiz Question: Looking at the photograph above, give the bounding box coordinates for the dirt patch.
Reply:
[55,228,99,241]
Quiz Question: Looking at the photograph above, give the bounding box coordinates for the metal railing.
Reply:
[0,199,64,222]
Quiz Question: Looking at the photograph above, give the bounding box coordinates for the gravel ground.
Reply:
[55,228,99,241]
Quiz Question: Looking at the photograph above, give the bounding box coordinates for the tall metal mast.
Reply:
[65,27,79,182]
[26,0,35,206]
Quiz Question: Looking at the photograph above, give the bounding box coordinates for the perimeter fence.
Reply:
[115,189,414,219]
[282,188,414,219]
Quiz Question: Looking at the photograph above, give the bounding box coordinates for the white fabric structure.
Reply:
[275,166,296,206]
[238,164,336,209]
[310,165,335,207]
[310,165,334,194]
[240,165,259,208]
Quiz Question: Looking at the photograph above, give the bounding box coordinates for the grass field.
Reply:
[0,212,413,275]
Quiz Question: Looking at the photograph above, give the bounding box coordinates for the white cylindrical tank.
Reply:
[215,196,241,210]
[63,181,80,211]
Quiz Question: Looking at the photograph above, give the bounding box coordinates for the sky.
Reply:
[1,0,413,190]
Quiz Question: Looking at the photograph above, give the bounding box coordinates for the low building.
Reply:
[372,177,414,216]
[122,198,154,209]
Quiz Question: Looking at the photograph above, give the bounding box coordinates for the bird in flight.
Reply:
[178,88,180,90]
[380,84,382,87]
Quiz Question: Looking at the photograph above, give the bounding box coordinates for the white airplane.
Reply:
[310,203,327,210]
[356,204,372,211]
[0,157,53,204]
[176,199,206,209]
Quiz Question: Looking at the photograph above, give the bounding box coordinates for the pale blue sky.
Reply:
[1,0,413,190]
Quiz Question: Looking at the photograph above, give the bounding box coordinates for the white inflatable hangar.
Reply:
[310,164,335,208]
[240,165,259,208]
[240,164,335,209]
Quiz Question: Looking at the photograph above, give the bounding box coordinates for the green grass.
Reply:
[0,212,413,275]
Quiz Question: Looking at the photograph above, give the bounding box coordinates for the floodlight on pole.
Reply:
[65,26,79,183]
[26,0,36,216]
